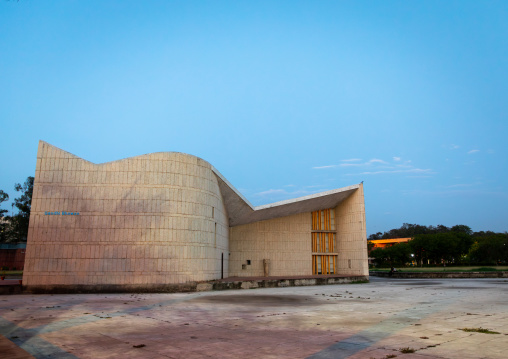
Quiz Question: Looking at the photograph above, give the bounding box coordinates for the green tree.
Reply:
[451,225,473,236]
[409,232,472,265]
[0,190,8,215]
[368,232,383,241]
[370,247,389,266]
[468,234,508,264]
[389,242,412,265]
[0,190,10,242]
[370,243,412,267]
[367,240,375,251]
[10,176,34,242]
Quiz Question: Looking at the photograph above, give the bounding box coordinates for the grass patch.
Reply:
[460,327,500,334]
[471,267,497,271]
[370,266,508,272]
[0,270,23,275]
[399,347,416,353]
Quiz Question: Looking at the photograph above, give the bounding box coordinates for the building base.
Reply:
[20,275,368,294]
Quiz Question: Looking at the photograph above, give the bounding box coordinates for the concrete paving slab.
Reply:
[1,277,507,358]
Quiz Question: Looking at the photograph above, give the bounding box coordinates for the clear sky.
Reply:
[1,1,507,234]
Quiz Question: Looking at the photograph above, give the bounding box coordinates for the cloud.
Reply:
[339,163,362,167]
[255,189,288,196]
[305,185,326,189]
[401,188,508,198]
[339,158,389,167]
[314,158,393,169]
[253,186,326,201]
[449,144,460,150]
[314,156,433,178]
[443,183,473,188]
[312,165,337,169]
[467,149,480,154]
[442,182,481,189]
[353,168,434,176]
[394,163,412,169]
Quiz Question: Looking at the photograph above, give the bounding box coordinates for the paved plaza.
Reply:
[1,277,507,359]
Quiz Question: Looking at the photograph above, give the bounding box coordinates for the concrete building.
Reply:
[23,141,368,291]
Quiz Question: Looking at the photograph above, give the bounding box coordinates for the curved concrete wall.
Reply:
[24,142,228,288]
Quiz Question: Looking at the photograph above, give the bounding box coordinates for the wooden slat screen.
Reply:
[311,209,337,275]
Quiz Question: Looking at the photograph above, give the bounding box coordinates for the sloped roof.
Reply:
[212,167,359,226]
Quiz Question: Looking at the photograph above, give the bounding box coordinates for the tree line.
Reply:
[369,223,508,266]
[0,177,33,243]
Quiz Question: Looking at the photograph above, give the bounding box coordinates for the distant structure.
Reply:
[369,238,411,250]
[23,141,368,291]
[0,243,26,270]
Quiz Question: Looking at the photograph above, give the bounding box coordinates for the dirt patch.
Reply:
[189,294,320,306]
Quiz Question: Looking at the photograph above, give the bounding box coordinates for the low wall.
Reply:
[198,275,369,291]
[0,243,26,270]
[0,281,23,295]
[22,275,369,294]
[370,271,508,278]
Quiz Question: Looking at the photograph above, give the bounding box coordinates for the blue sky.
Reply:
[1,1,507,234]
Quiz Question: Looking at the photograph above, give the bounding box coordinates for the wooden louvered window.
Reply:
[311,209,337,275]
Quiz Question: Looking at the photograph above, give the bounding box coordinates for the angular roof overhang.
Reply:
[212,167,360,227]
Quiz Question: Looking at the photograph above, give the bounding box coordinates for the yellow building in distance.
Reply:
[369,238,412,249]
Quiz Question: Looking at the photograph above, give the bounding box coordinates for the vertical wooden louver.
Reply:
[311,209,337,275]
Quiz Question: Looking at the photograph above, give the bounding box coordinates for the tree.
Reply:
[468,233,508,265]
[451,225,473,236]
[367,240,376,251]
[369,243,412,267]
[10,176,34,242]
[0,190,10,242]
[0,190,8,215]
[409,232,472,265]
[369,223,475,240]
[368,232,383,241]
[370,247,389,266]
[389,242,412,265]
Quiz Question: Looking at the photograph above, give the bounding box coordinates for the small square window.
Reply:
[246,260,251,265]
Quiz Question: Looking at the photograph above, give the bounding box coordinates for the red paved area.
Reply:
[1,277,507,359]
